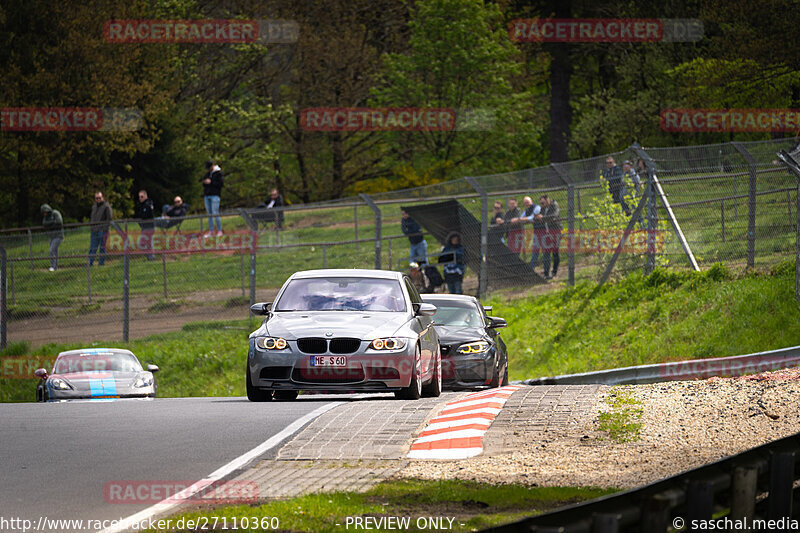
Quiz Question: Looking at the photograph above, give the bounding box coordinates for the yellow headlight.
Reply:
[457,341,490,354]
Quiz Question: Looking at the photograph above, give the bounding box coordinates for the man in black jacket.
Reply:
[201,160,224,236]
[401,209,427,265]
[135,190,155,260]
[262,188,284,228]
[540,195,562,279]
[89,191,112,266]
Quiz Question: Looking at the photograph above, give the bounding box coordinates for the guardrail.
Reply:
[485,429,800,532]
[524,345,800,386]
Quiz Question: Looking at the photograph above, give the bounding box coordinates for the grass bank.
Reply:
[489,261,800,380]
[2,261,798,402]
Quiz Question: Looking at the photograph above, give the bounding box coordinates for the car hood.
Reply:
[50,371,148,392]
[265,311,411,339]
[434,325,488,345]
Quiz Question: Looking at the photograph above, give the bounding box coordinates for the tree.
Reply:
[370,0,543,186]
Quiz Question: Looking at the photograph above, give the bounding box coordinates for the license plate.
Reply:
[310,356,347,367]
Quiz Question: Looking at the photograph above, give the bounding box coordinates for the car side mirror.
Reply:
[488,316,507,329]
[483,305,493,314]
[250,302,272,315]
[34,368,48,379]
[147,364,160,373]
[414,302,437,317]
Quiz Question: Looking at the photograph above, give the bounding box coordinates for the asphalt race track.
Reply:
[0,396,356,532]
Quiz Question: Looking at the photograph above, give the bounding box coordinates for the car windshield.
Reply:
[274,277,406,312]
[53,353,142,374]
[428,300,483,327]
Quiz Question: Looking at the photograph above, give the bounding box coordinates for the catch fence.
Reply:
[0,138,797,347]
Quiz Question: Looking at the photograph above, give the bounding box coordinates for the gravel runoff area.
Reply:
[400,367,800,489]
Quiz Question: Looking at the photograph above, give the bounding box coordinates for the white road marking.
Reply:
[97,401,343,533]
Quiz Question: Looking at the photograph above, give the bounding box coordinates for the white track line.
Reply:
[98,401,342,533]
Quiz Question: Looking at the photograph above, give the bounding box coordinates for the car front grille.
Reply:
[297,337,361,354]
[297,337,327,354]
[329,338,361,354]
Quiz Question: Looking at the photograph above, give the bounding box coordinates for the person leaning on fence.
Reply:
[157,196,189,230]
[89,191,112,266]
[401,209,427,265]
[540,195,562,280]
[260,188,285,229]
[600,156,630,215]
[41,204,64,272]
[504,197,522,245]
[492,200,505,226]
[439,232,466,294]
[511,196,543,270]
[135,189,156,261]
[201,159,224,237]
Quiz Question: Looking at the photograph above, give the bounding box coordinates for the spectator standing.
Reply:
[135,190,155,260]
[600,156,630,215]
[201,160,224,236]
[439,232,465,294]
[492,200,505,225]
[504,197,522,249]
[401,209,427,265]
[263,188,285,229]
[157,196,188,230]
[511,196,542,270]
[540,195,562,279]
[41,204,64,271]
[622,160,642,195]
[89,191,112,266]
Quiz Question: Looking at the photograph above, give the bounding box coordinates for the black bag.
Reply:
[424,265,444,288]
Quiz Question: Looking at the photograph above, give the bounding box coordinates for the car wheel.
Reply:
[422,346,441,398]
[489,362,501,388]
[501,364,509,386]
[274,390,299,401]
[395,346,422,400]
[246,367,272,402]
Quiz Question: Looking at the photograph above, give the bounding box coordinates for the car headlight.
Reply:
[133,375,153,388]
[257,337,288,350]
[370,338,407,351]
[457,341,490,354]
[51,378,72,390]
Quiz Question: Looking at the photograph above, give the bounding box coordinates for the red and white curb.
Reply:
[407,385,522,460]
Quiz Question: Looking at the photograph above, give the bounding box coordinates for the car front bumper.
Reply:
[441,351,496,390]
[248,339,418,392]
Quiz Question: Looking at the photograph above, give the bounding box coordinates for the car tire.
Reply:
[274,390,299,401]
[489,361,501,388]
[501,364,509,386]
[246,367,273,402]
[395,346,422,400]
[422,346,442,398]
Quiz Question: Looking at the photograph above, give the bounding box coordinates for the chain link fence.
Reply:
[1,139,797,348]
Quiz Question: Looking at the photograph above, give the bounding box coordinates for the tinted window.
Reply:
[427,300,484,327]
[274,277,406,312]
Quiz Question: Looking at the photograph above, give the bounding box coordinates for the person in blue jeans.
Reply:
[89,191,112,266]
[201,160,224,236]
[401,209,427,265]
[439,232,466,294]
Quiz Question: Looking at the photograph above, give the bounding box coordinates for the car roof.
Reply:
[289,269,405,280]
[421,294,480,304]
[57,348,137,358]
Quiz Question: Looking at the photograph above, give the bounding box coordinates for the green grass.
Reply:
[142,479,616,532]
[597,387,644,443]
[2,260,799,403]
[0,319,253,403]
[489,260,800,380]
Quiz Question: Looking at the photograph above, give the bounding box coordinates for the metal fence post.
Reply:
[1,245,6,350]
[551,164,573,286]
[731,142,757,268]
[567,184,575,286]
[360,194,381,270]
[122,250,129,343]
[354,204,359,251]
[161,252,168,299]
[27,228,33,270]
[730,465,757,522]
[87,261,92,304]
[776,149,800,301]
[464,177,488,298]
